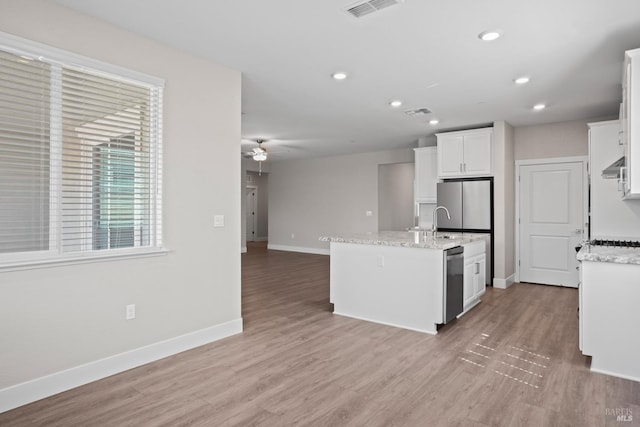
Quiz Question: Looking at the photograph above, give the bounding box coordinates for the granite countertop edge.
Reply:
[319,231,486,250]
[577,245,640,265]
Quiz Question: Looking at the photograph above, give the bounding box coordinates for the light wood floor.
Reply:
[2,242,639,426]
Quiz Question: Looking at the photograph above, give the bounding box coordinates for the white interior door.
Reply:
[519,161,584,287]
[246,187,256,242]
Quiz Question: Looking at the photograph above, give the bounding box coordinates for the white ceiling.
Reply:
[55,0,640,161]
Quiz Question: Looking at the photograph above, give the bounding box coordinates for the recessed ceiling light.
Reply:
[533,103,546,111]
[390,100,402,108]
[332,72,348,80]
[429,119,439,125]
[514,76,530,85]
[478,30,501,41]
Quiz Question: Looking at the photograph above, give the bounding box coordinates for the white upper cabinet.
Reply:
[437,128,493,178]
[621,48,640,198]
[414,147,438,203]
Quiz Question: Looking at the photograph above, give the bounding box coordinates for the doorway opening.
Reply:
[245,171,269,249]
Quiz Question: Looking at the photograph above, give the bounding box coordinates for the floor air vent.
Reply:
[345,0,403,18]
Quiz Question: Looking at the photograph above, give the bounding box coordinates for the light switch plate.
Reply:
[214,215,225,227]
[126,304,135,320]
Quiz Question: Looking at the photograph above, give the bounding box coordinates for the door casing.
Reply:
[515,156,588,286]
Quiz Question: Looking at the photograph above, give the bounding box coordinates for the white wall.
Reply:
[0,0,241,408]
[493,121,516,287]
[589,120,640,238]
[378,162,415,231]
[514,119,592,160]
[268,148,414,253]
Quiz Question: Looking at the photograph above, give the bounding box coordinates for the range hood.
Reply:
[602,156,625,179]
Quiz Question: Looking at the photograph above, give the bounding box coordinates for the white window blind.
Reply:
[0,34,164,269]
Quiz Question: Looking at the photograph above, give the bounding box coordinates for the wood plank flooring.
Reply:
[2,241,639,426]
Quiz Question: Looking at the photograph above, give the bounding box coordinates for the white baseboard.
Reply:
[333,311,437,335]
[267,244,330,255]
[241,246,247,253]
[590,366,640,383]
[0,318,243,413]
[255,236,268,242]
[493,274,515,289]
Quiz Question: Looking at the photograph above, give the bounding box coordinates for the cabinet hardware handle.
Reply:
[459,163,462,173]
[619,166,627,193]
[474,262,479,274]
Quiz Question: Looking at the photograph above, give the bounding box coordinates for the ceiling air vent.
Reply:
[404,108,432,117]
[345,0,403,18]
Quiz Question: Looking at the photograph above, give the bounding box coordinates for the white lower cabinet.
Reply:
[462,240,486,313]
[581,260,640,381]
[473,254,486,297]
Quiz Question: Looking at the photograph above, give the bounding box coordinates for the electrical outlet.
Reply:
[291,233,295,239]
[366,210,373,217]
[214,215,225,227]
[377,255,385,267]
[126,304,136,320]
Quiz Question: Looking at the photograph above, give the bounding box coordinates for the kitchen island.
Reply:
[577,244,640,381]
[320,231,487,334]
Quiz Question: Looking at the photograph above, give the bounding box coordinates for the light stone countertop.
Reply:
[319,230,487,250]
[577,245,640,265]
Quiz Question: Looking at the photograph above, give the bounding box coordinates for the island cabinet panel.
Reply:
[462,240,486,314]
[329,242,444,334]
[474,254,486,297]
[437,128,493,178]
[414,146,438,203]
[463,261,475,309]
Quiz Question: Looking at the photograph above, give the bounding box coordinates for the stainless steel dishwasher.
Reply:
[443,246,464,323]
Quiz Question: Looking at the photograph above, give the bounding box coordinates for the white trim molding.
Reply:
[493,274,515,289]
[515,156,588,284]
[267,244,330,255]
[0,318,243,413]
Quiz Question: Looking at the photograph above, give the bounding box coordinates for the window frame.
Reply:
[0,32,166,272]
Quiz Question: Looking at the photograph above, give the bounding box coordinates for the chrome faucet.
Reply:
[432,206,450,239]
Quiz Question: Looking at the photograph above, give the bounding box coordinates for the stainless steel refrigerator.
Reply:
[436,178,493,285]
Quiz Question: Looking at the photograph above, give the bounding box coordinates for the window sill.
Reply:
[0,247,169,273]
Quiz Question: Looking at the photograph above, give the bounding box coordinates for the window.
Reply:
[0,33,164,269]
[92,135,137,250]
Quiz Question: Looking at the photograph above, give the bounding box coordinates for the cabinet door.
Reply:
[463,260,475,309]
[463,132,492,176]
[415,147,437,202]
[625,51,640,198]
[438,135,464,177]
[473,254,486,298]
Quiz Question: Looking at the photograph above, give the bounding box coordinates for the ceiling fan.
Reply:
[243,139,269,162]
